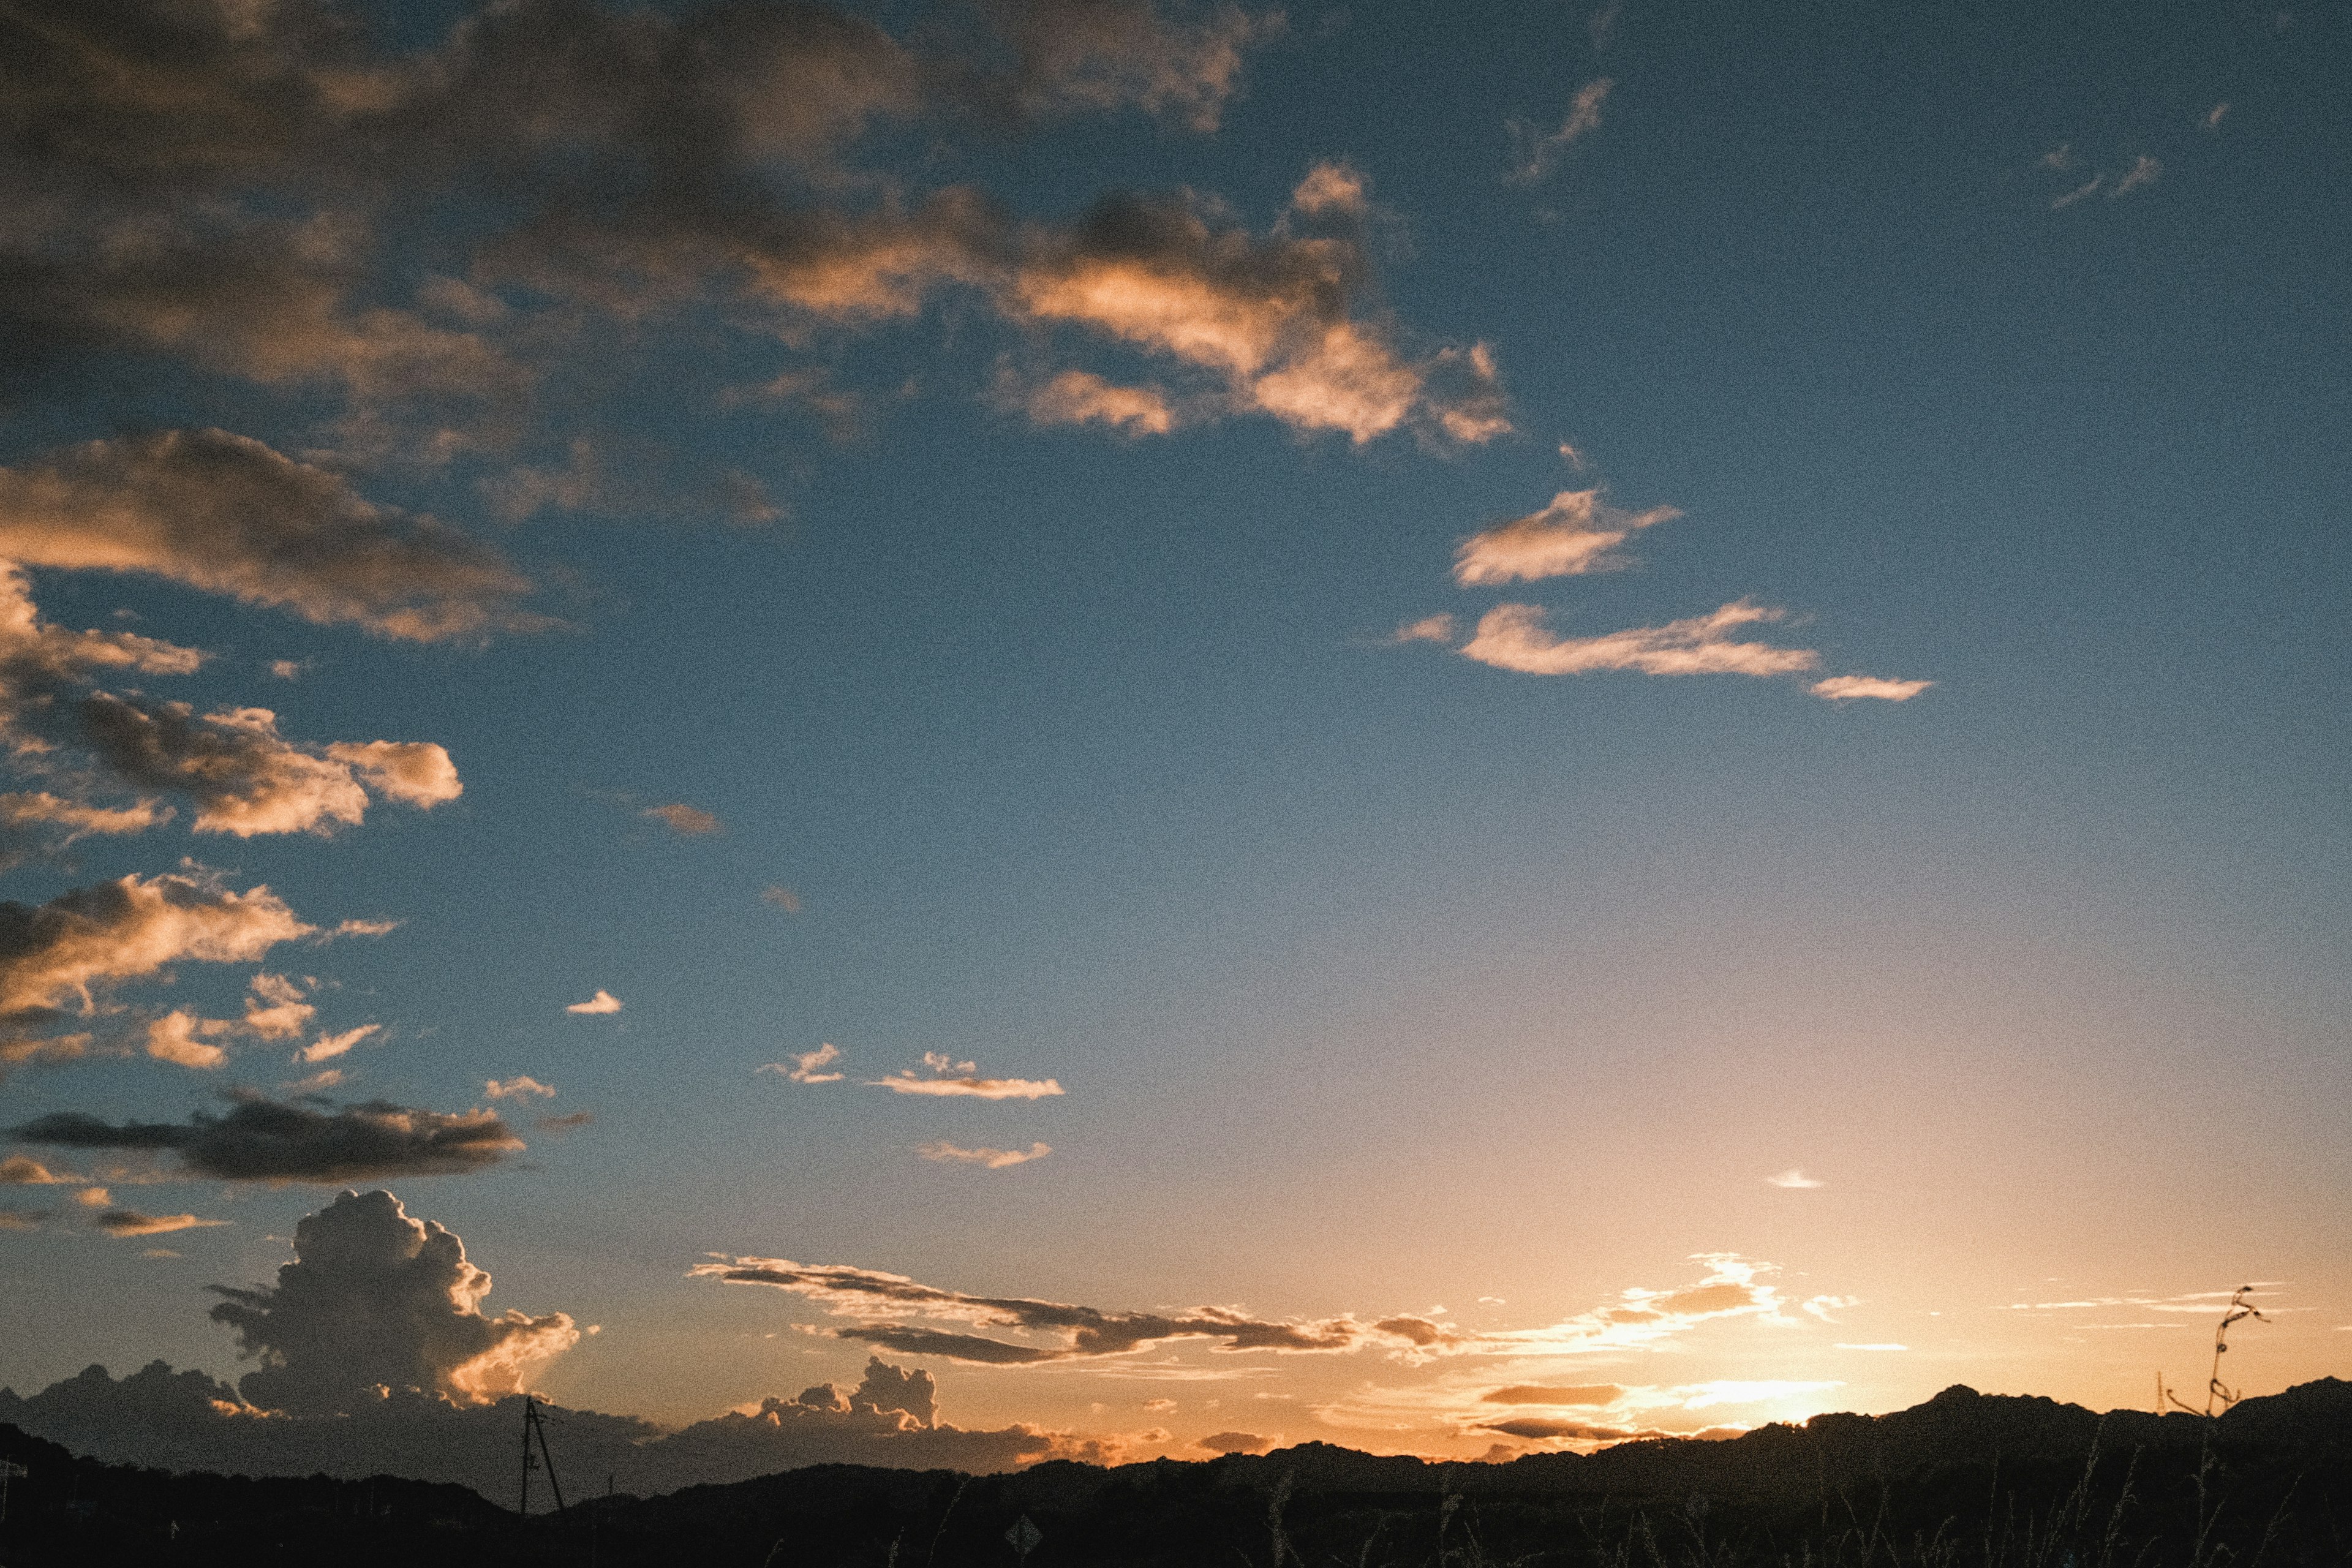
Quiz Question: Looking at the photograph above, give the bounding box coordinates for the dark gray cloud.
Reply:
[207,1189,573,1414]
[695,1255,1390,1363]
[10,1095,524,1182]
[0,429,538,641]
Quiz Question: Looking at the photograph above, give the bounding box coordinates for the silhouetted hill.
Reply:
[4,1379,2348,1565]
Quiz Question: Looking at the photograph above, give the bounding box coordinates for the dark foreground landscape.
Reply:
[0,1380,2345,1567]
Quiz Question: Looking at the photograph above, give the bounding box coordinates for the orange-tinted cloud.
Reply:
[96,1207,230,1237]
[0,872,311,1022]
[1810,675,1932,702]
[1459,601,1820,679]
[1452,489,1681,586]
[872,1052,1063,1099]
[918,1140,1052,1169]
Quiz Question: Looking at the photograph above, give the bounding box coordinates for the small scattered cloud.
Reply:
[2204,102,2229,130]
[1291,162,1369,217]
[268,660,305,680]
[1766,1169,1823,1189]
[643,803,721,835]
[97,1208,230,1237]
[0,1208,46,1229]
[330,918,401,939]
[2112,154,2160,197]
[1460,601,1819,680]
[1557,441,1589,472]
[282,1068,345,1095]
[146,1010,233,1070]
[1482,1384,1624,1406]
[1197,1430,1271,1454]
[1509,79,1615,181]
[872,1052,1063,1099]
[565,989,623,1016]
[1007,368,1177,436]
[486,1076,556,1101]
[537,1110,594,1133]
[1144,1398,1177,1413]
[1811,676,1931,702]
[1390,614,1455,646]
[1,1154,78,1184]
[2040,144,2073,171]
[1588,1,1623,51]
[763,1043,844,1084]
[2051,175,2103,209]
[242,974,316,1040]
[761,884,802,913]
[296,1023,381,1064]
[1453,489,1681,585]
[918,1140,1052,1169]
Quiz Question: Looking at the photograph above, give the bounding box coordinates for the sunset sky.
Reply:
[1,0,2346,1470]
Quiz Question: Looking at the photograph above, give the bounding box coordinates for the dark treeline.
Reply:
[0,1379,2345,1566]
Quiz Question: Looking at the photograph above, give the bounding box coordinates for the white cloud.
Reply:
[1811,675,1931,702]
[485,1076,556,1101]
[761,1042,844,1084]
[872,1052,1063,1099]
[1766,1169,1823,1189]
[296,1023,380,1063]
[565,989,623,1015]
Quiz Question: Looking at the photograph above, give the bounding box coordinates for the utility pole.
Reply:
[518,1394,566,1518]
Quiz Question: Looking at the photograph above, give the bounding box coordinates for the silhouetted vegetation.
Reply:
[2,1378,2346,1566]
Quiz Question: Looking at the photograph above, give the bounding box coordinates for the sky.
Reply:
[0,0,2346,1476]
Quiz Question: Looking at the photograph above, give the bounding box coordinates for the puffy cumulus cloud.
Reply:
[241,974,316,1041]
[10,1095,524,1182]
[761,1042,844,1084]
[1452,489,1681,586]
[484,1075,556,1101]
[0,431,537,643]
[1197,1429,1271,1453]
[78,696,460,837]
[1458,601,1821,680]
[1003,185,1509,445]
[1810,675,1932,702]
[918,1140,1052,1169]
[96,1208,230,1238]
[643,802,720,834]
[145,1009,235,1070]
[206,1189,575,1415]
[872,1051,1064,1099]
[694,1254,1380,1364]
[0,872,311,1023]
[0,1355,1098,1494]
[565,988,623,1015]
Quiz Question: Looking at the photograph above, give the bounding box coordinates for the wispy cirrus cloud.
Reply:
[1509,79,1615,181]
[643,804,721,835]
[918,1140,1053,1169]
[1452,489,1681,585]
[1811,675,1932,702]
[1459,600,1820,680]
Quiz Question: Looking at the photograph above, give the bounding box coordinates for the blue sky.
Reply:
[0,0,2344,1467]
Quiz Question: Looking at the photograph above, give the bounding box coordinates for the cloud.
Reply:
[565,989,623,1015]
[0,872,311,1023]
[761,884,802,913]
[295,1023,381,1064]
[2205,103,2229,129]
[1009,368,1177,435]
[1458,601,1820,680]
[2112,155,2160,197]
[330,918,401,939]
[208,1189,576,1415]
[0,1208,44,1230]
[323,742,463,807]
[485,1076,556,1101]
[764,1042,845,1084]
[693,1255,1372,1364]
[1482,1384,1625,1406]
[1197,1430,1270,1453]
[1290,162,1368,217]
[918,1140,1052,1169]
[1810,676,1931,702]
[1509,79,1614,181]
[2051,175,2103,209]
[145,1010,233,1070]
[536,1110,594,1133]
[1834,1343,1908,1352]
[644,803,721,834]
[96,1208,230,1238]
[241,974,315,1040]
[872,1053,1064,1098]
[1390,614,1455,646]
[10,1095,524,1182]
[1766,1169,1823,1189]
[0,1153,78,1184]
[1452,489,1681,585]
[0,431,537,642]
[0,790,172,846]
